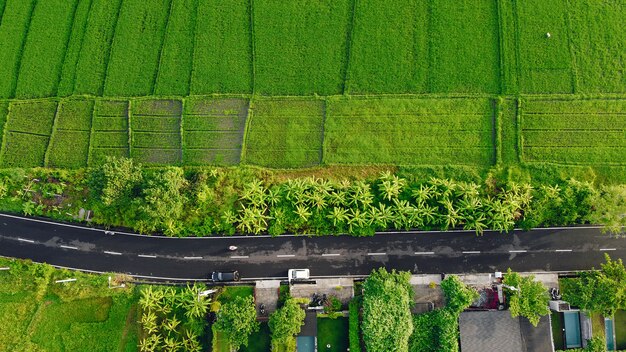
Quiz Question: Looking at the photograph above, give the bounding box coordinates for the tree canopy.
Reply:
[503,269,550,326]
[563,254,626,316]
[269,297,306,347]
[362,268,414,352]
[214,295,259,350]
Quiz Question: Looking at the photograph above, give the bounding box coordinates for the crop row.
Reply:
[2,0,625,98]
[520,98,626,165]
[0,96,624,169]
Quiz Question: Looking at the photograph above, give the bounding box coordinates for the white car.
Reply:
[288,269,310,281]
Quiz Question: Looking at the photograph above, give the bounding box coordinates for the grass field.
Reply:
[183,97,248,165]
[520,98,626,165]
[46,98,93,168]
[244,98,324,168]
[0,1,623,97]
[0,257,138,351]
[347,0,428,94]
[317,317,350,352]
[103,0,170,96]
[324,97,495,166]
[89,100,129,165]
[130,99,182,164]
[253,0,351,95]
[190,0,251,94]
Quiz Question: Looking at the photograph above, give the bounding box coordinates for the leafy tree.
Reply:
[362,268,413,352]
[90,156,142,206]
[214,295,259,350]
[135,167,188,235]
[440,275,478,314]
[269,297,306,347]
[503,269,550,326]
[591,185,626,235]
[563,254,626,317]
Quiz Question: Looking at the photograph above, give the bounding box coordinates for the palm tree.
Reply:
[294,204,312,222]
[349,181,373,208]
[378,172,406,201]
[327,207,349,228]
[369,203,395,229]
[163,316,181,333]
[162,336,182,351]
[140,310,159,335]
[181,330,202,352]
[139,334,161,352]
[411,184,433,206]
[463,213,488,235]
[328,189,347,206]
[240,179,267,207]
[347,208,370,233]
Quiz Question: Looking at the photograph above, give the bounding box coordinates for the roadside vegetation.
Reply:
[0,157,623,237]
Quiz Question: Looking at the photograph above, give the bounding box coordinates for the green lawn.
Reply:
[317,317,349,352]
[217,285,255,303]
[240,322,271,352]
[551,311,565,350]
[614,310,626,350]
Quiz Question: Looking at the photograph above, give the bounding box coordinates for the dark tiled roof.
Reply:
[459,311,554,352]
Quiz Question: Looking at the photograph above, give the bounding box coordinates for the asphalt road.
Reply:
[0,213,623,281]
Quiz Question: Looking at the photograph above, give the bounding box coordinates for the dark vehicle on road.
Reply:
[211,270,240,282]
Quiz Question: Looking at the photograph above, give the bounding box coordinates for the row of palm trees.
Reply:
[137,285,209,352]
[228,172,534,236]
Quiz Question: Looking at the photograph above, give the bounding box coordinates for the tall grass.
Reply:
[0,0,35,98]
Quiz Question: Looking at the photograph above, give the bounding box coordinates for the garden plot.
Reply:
[14,0,78,99]
[190,0,251,94]
[521,99,626,165]
[89,100,129,166]
[182,97,248,165]
[0,0,35,98]
[46,98,93,168]
[253,0,351,95]
[104,0,170,96]
[244,99,324,168]
[0,100,57,167]
[324,97,495,166]
[514,0,574,93]
[130,99,182,164]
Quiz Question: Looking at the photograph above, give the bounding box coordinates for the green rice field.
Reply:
[0,0,623,171]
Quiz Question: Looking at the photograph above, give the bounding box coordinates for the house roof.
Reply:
[459,311,554,352]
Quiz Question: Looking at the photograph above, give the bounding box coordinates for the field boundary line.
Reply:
[564,3,579,94]
[0,102,13,165]
[43,101,62,167]
[516,97,523,162]
[53,0,81,97]
[127,99,133,159]
[67,0,96,95]
[0,0,7,25]
[9,0,37,99]
[249,0,257,94]
[493,97,502,165]
[239,98,254,163]
[180,98,186,164]
[319,98,327,164]
[100,0,125,96]
[341,0,358,95]
[152,0,175,96]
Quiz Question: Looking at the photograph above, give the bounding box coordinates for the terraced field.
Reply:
[0,0,623,171]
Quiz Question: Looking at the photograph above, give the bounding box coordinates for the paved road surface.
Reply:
[0,213,622,281]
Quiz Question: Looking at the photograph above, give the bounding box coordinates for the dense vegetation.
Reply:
[0,157,623,237]
[409,275,478,352]
[502,269,550,326]
[361,268,414,352]
[0,257,138,351]
[563,255,626,317]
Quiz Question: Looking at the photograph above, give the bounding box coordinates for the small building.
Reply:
[459,310,555,352]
